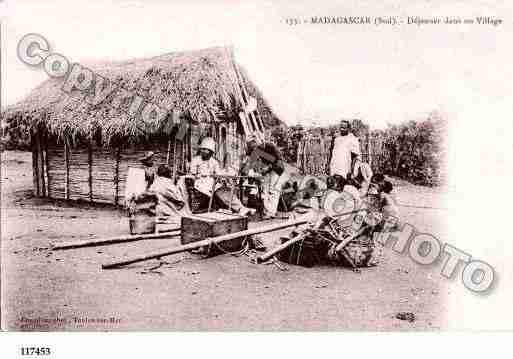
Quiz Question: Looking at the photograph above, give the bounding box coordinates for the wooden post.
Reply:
[114,147,121,206]
[43,132,51,198]
[35,131,46,197]
[166,139,171,164]
[64,141,70,200]
[88,141,93,202]
[31,132,40,197]
[368,134,373,169]
[184,124,190,165]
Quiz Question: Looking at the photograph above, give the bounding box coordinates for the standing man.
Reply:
[329,120,361,181]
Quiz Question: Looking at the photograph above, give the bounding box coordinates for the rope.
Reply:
[210,237,250,257]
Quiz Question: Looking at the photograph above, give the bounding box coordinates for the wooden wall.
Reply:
[33,124,246,205]
[34,131,191,205]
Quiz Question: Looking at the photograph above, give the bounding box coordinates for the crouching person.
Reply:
[325,209,383,268]
[189,137,255,216]
[242,138,289,219]
[324,178,400,268]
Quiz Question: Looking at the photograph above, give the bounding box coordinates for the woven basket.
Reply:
[129,212,156,234]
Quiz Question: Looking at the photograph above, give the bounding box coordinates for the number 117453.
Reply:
[20,347,51,356]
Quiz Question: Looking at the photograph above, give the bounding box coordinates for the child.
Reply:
[379,180,399,222]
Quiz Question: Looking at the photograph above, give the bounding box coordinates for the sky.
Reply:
[1,0,512,129]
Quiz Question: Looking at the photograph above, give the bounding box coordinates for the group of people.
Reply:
[136,119,398,223]
[138,134,289,219]
[326,119,398,220]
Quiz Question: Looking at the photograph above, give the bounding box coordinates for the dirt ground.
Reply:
[1,150,449,331]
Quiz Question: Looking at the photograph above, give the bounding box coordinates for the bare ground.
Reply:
[1,151,449,331]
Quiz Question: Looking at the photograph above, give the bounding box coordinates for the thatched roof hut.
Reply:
[3,46,282,204]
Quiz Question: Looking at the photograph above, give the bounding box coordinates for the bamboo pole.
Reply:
[256,232,306,263]
[227,47,256,139]
[102,217,311,269]
[166,139,171,164]
[231,53,265,137]
[335,225,368,253]
[53,227,181,250]
[102,209,361,269]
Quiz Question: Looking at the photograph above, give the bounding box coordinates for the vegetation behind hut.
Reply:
[271,114,447,186]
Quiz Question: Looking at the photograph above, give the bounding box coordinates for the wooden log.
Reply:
[53,227,181,250]
[102,217,312,269]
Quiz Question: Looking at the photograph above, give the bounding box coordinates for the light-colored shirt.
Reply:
[189,156,222,196]
[329,133,361,178]
[189,156,238,196]
[352,160,373,196]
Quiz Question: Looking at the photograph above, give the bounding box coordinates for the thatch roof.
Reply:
[3,46,281,145]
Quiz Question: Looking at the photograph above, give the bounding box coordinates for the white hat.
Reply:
[140,151,155,163]
[199,137,216,152]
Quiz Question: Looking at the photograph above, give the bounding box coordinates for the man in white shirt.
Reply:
[189,137,255,215]
[329,120,361,180]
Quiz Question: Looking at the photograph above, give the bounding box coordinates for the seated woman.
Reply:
[149,164,190,219]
